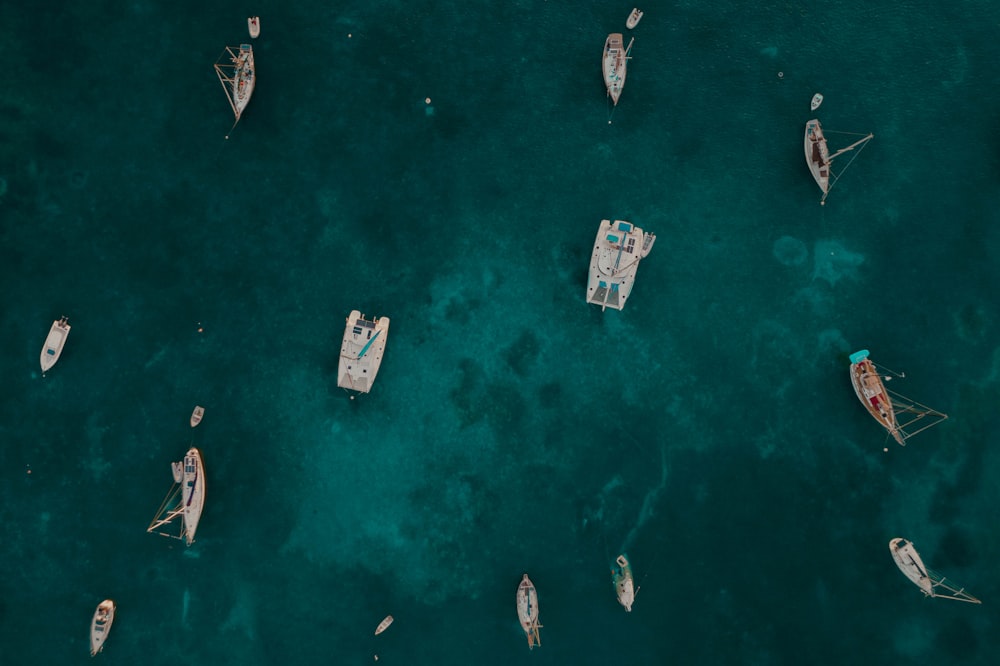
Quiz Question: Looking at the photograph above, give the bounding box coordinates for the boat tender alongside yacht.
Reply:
[147,447,205,546]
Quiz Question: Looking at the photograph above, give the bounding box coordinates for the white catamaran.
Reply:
[889,538,981,603]
[848,350,947,447]
[516,574,541,649]
[147,448,205,546]
[804,119,872,204]
[40,316,71,373]
[337,311,390,394]
[586,219,655,311]
[603,33,634,106]
[612,554,637,612]
[89,599,116,656]
[214,44,255,135]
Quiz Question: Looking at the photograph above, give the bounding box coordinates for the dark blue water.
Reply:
[3,1,999,663]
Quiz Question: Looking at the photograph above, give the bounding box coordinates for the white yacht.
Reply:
[90,599,116,656]
[337,311,390,394]
[147,448,205,546]
[612,554,636,612]
[603,34,634,106]
[889,538,980,603]
[516,574,541,649]
[40,316,71,373]
[586,219,655,310]
[214,44,255,131]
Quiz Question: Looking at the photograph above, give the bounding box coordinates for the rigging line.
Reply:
[827,138,872,193]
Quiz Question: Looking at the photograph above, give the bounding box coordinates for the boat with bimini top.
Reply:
[848,350,947,447]
[214,44,255,132]
[804,119,872,204]
[889,538,981,603]
[603,33,634,106]
[612,554,637,612]
[516,574,541,649]
[338,311,390,394]
[40,316,71,373]
[90,599,116,656]
[587,219,655,311]
[147,447,205,546]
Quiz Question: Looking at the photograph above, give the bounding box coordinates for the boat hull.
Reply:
[586,219,653,310]
[804,119,830,195]
[338,311,390,393]
[848,350,904,445]
[248,16,260,39]
[612,554,635,611]
[603,33,628,105]
[810,93,823,111]
[374,615,393,635]
[516,574,541,649]
[190,406,204,428]
[182,448,205,545]
[40,317,71,372]
[889,538,934,596]
[90,599,116,656]
[626,9,643,29]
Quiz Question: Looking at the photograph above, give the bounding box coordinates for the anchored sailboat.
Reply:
[516,574,541,649]
[804,119,872,204]
[214,44,255,136]
[848,350,947,447]
[612,554,637,612]
[889,538,981,603]
[603,33,634,106]
[147,448,205,546]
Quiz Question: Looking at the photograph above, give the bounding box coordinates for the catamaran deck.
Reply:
[586,219,654,310]
[338,311,390,393]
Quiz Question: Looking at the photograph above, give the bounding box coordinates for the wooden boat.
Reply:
[516,574,541,649]
[338,311,390,394]
[848,350,947,447]
[889,538,981,603]
[147,448,206,546]
[90,599,116,656]
[190,406,205,428]
[248,16,260,39]
[612,554,636,612]
[804,119,873,204]
[374,615,394,635]
[586,219,655,310]
[603,33,634,106]
[214,44,255,135]
[810,93,823,110]
[626,8,643,29]
[40,316,71,373]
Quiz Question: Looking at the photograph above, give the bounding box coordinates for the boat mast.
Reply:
[828,133,873,162]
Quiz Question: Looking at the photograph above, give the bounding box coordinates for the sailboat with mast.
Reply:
[804,119,872,204]
[587,219,655,311]
[848,350,947,447]
[516,574,541,649]
[214,44,255,134]
[889,538,981,603]
[603,33,634,106]
[147,447,205,546]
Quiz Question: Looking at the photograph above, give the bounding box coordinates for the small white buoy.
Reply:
[348,33,352,38]
[425,97,431,104]
[777,71,784,79]
[883,447,889,453]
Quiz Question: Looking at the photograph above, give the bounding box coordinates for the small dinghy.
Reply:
[626,8,643,29]
[40,316,71,373]
[190,406,205,428]
[374,615,394,635]
[811,93,824,111]
[90,599,116,656]
[248,16,260,39]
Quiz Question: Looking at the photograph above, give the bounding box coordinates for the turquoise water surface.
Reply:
[2,1,999,664]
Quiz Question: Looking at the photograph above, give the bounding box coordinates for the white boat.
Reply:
[889,538,981,603]
[337,311,390,394]
[90,599,116,656]
[586,219,655,311]
[248,16,260,39]
[40,316,71,373]
[190,406,205,428]
[147,448,205,546]
[214,44,255,131]
[603,33,634,106]
[626,8,643,29]
[810,93,824,111]
[516,574,541,649]
[374,615,393,635]
[804,119,873,204]
[612,554,636,612]
[848,350,948,447]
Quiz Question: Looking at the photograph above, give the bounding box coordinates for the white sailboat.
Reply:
[804,119,873,204]
[889,538,981,603]
[214,44,255,135]
[612,554,637,612]
[848,350,948,447]
[90,599,116,656]
[147,448,206,546]
[374,615,393,635]
[586,219,655,311]
[516,574,541,649]
[603,33,634,106]
[337,311,390,394]
[40,316,71,373]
